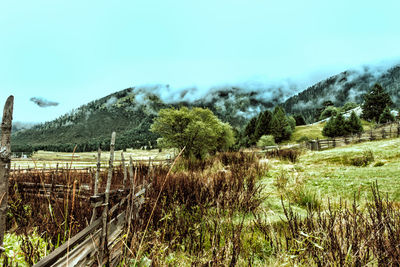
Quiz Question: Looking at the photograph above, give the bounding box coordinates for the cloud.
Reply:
[30,97,59,107]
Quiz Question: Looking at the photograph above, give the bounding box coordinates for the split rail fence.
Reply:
[25,133,153,266]
[306,122,400,151]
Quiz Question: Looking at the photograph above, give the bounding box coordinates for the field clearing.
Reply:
[11,148,177,169]
[258,137,400,223]
[284,119,373,144]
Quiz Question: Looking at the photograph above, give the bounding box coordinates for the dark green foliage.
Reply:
[254,110,273,141]
[345,111,363,134]
[282,66,400,123]
[293,114,306,126]
[150,107,235,159]
[378,106,395,123]
[362,83,393,122]
[322,117,337,137]
[323,112,364,137]
[270,106,292,142]
[342,101,358,112]
[322,113,347,137]
[287,116,296,131]
[319,106,338,120]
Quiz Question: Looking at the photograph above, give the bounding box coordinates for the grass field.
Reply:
[11,148,177,169]
[257,136,400,225]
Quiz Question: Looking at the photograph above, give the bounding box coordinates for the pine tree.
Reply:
[254,110,273,141]
[345,111,363,134]
[293,114,306,126]
[322,117,336,137]
[244,117,257,145]
[379,106,395,124]
[361,83,393,122]
[270,106,292,142]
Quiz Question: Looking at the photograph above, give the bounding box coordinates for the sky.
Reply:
[1,0,400,123]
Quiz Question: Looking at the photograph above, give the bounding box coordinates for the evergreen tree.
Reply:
[335,113,347,136]
[361,83,393,122]
[254,110,272,141]
[379,106,395,124]
[287,116,296,131]
[345,111,363,134]
[293,114,306,126]
[322,117,337,137]
[244,117,257,146]
[322,113,349,137]
[270,106,292,142]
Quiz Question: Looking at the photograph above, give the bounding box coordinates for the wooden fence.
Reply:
[306,122,400,151]
[26,132,152,266]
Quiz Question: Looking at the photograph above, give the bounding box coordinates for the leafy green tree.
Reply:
[379,106,395,124]
[150,107,235,159]
[345,111,363,134]
[361,83,393,122]
[319,106,338,121]
[342,102,358,112]
[270,106,292,142]
[256,135,276,148]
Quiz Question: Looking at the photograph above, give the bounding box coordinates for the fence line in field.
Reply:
[31,132,152,266]
[306,121,400,151]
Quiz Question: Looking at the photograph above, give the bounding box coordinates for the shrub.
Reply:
[296,136,310,143]
[257,135,276,148]
[343,149,374,167]
[265,148,301,163]
[373,161,385,167]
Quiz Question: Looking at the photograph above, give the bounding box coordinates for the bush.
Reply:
[343,149,374,167]
[257,135,276,148]
[265,148,301,163]
[296,136,310,143]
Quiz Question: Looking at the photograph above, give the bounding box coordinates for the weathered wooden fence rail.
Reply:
[306,122,400,151]
[29,132,152,266]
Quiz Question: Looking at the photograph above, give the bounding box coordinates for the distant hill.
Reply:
[11,63,400,152]
[282,65,400,122]
[11,85,290,152]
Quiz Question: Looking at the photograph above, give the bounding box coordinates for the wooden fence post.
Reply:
[316,138,320,151]
[381,128,386,139]
[121,152,127,189]
[90,148,101,224]
[0,96,13,252]
[99,132,116,264]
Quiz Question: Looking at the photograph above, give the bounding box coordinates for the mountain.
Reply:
[11,85,292,152]
[282,65,400,122]
[11,63,400,152]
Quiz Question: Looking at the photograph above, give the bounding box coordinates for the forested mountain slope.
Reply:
[282,65,400,122]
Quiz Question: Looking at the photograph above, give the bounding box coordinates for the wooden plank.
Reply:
[50,211,126,267]
[33,216,102,267]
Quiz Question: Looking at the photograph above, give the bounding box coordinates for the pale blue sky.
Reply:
[1,0,400,122]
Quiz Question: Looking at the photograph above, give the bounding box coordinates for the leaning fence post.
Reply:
[99,132,116,264]
[121,152,127,189]
[0,96,13,252]
[90,148,102,224]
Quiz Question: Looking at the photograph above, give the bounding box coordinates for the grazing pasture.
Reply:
[2,137,400,266]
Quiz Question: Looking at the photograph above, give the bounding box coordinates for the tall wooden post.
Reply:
[0,96,13,252]
[90,148,101,224]
[99,132,116,264]
[121,152,127,189]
